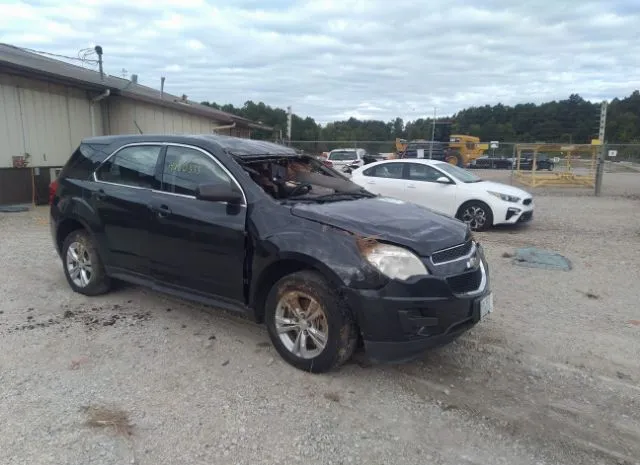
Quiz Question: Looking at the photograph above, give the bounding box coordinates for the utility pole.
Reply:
[286,106,292,146]
[594,101,608,196]
[429,107,437,159]
[94,45,104,81]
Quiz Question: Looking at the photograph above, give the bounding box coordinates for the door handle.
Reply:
[366,181,376,185]
[150,204,172,218]
[407,184,416,189]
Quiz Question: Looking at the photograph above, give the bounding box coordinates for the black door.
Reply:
[149,145,247,302]
[90,144,163,276]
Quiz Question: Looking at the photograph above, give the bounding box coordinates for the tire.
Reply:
[61,229,111,296]
[265,270,357,373]
[456,201,493,232]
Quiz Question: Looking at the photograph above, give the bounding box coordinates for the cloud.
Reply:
[1,0,639,124]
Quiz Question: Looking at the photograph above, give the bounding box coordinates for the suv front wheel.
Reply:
[265,271,357,373]
[62,230,111,296]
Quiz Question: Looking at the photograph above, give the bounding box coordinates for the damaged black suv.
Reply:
[50,134,492,372]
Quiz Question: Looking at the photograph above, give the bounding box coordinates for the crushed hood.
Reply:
[291,197,469,257]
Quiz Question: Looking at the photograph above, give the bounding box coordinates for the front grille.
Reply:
[431,240,473,264]
[523,198,532,206]
[447,268,482,294]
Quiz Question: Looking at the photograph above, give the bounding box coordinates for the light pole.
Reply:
[429,107,436,159]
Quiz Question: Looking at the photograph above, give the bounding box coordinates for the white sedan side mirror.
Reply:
[436,176,451,184]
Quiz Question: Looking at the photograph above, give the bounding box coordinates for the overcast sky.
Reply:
[1,0,639,123]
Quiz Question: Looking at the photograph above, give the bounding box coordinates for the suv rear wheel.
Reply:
[265,271,357,373]
[62,230,111,296]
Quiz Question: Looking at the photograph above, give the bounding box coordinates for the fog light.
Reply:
[506,208,521,220]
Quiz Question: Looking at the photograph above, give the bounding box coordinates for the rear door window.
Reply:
[161,146,232,197]
[95,145,162,189]
[406,163,443,182]
[362,163,404,179]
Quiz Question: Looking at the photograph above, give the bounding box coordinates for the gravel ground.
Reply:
[1,174,639,465]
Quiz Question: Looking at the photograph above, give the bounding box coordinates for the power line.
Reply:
[16,45,99,65]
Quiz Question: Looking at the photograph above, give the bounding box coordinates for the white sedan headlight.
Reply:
[488,191,521,203]
[362,243,428,280]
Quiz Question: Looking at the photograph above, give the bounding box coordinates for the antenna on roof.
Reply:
[161,76,165,98]
[94,45,104,81]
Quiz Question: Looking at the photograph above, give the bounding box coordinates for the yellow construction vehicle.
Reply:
[393,134,489,166]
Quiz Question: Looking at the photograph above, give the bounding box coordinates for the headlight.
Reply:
[361,243,428,280]
[488,191,520,203]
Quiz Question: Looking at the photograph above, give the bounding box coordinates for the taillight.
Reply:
[323,160,333,168]
[49,179,59,205]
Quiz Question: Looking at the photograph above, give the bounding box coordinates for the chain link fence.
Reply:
[287,140,640,196]
[291,140,398,157]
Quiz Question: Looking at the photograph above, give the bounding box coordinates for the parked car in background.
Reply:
[50,134,492,372]
[519,153,554,171]
[471,156,514,170]
[324,148,367,170]
[351,159,534,231]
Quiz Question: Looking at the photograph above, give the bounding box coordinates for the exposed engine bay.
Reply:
[240,156,370,202]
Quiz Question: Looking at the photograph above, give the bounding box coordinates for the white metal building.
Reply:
[0,43,272,205]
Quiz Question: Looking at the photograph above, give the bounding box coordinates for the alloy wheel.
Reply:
[66,241,93,288]
[462,206,487,231]
[274,290,329,359]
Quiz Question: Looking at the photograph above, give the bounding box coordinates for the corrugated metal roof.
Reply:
[0,43,273,131]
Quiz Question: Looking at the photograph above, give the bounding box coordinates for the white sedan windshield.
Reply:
[436,163,483,183]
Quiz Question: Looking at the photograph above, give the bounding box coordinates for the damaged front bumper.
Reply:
[343,252,491,364]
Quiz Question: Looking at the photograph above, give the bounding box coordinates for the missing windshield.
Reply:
[240,155,374,202]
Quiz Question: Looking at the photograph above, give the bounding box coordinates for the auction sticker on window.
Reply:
[480,293,493,319]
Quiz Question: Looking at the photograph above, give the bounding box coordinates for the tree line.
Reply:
[201,91,640,152]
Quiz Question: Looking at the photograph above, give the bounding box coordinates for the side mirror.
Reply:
[195,182,243,204]
[436,176,451,184]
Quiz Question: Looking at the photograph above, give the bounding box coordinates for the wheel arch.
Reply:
[250,253,346,324]
[55,217,92,254]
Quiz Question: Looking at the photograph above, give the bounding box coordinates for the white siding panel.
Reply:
[0,74,98,168]
[108,97,218,136]
[0,79,25,168]
[19,84,72,166]
[68,89,101,145]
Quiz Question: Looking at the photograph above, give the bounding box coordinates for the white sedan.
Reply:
[350,159,534,231]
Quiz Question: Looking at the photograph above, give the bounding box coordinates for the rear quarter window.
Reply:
[60,143,110,180]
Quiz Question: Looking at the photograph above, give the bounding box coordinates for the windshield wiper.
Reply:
[287,191,374,203]
[313,191,374,201]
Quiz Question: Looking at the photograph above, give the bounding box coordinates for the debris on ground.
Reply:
[0,205,30,213]
[512,247,572,271]
[69,356,90,370]
[323,392,341,402]
[578,291,600,300]
[502,252,514,258]
[82,405,134,436]
[616,371,631,380]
